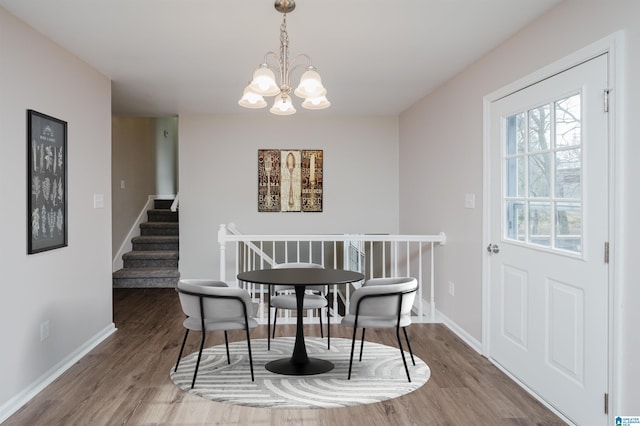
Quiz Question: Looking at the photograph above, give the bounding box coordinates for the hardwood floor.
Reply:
[5,289,565,425]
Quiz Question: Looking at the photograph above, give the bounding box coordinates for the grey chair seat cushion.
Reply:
[271,293,327,310]
[341,313,412,329]
[183,316,258,331]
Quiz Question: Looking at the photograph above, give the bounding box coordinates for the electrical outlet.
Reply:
[40,320,50,341]
[448,281,455,296]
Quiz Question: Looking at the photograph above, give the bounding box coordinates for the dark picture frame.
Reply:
[27,110,68,254]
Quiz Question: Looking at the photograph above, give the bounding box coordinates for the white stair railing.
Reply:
[170,192,179,212]
[218,224,446,324]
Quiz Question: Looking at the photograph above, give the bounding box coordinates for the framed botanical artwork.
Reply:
[258,149,323,213]
[27,110,68,254]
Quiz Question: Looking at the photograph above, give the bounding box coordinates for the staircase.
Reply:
[112,199,180,288]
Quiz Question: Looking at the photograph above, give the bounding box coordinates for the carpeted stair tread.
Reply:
[140,221,179,228]
[140,221,179,236]
[122,250,179,260]
[131,235,179,243]
[147,209,178,222]
[122,249,179,268]
[113,267,180,279]
[153,199,174,209]
[131,235,179,253]
[147,209,176,213]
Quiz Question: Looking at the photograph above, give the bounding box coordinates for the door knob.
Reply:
[487,243,500,254]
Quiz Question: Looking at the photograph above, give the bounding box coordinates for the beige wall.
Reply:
[155,117,179,196]
[399,0,639,414]
[0,6,112,413]
[178,114,400,280]
[111,117,156,258]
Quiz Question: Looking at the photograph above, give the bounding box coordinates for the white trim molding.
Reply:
[482,31,623,424]
[0,324,117,423]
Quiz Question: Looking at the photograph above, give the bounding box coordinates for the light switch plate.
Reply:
[93,194,104,209]
[464,193,475,209]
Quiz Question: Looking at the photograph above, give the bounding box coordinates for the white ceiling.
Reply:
[0,0,561,116]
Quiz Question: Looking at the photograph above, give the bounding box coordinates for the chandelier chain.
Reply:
[279,14,290,92]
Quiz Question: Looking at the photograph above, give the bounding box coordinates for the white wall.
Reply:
[399,0,639,414]
[155,117,178,196]
[111,117,156,258]
[178,114,399,280]
[0,6,113,413]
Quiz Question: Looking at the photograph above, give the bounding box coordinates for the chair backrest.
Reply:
[177,279,253,321]
[349,277,418,318]
[272,262,325,293]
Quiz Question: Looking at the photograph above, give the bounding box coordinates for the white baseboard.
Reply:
[434,309,483,354]
[0,324,117,423]
[435,309,573,424]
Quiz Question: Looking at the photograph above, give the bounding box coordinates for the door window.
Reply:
[504,94,582,254]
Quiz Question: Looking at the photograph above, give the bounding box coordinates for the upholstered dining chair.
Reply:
[174,279,257,388]
[341,277,418,382]
[268,262,330,350]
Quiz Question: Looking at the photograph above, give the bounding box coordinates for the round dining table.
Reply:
[237,267,364,375]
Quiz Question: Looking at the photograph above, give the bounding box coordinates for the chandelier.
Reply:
[238,0,330,115]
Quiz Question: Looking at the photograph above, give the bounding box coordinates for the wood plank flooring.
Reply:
[5,289,565,425]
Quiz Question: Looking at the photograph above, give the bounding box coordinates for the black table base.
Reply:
[265,358,334,375]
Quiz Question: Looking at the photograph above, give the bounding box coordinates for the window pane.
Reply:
[555,148,581,199]
[506,157,525,197]
[556,202,581,252]
[506,201,525,242]
[529,105,551,152]
[529,202,551,247]
[556,94,581,147]
[529,153,550,197]
[506,113,526,155]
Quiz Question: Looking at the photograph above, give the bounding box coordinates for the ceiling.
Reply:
[0,0,561,116]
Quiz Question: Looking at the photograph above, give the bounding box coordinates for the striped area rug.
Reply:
[170,337,430,409]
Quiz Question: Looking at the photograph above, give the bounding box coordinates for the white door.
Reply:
[488,54,609,425]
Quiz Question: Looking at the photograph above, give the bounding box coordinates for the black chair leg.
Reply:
[326,306,330,350]
[174,329,189,372]
[272,308,278,339]
[347,326,358,380]
[359,328,366,362]
[191,331,206,389]
[245,325,255,382]
[403,327,416,365]
[319,308,324,338]
[267,301,271,351]
[396,326,411,382]
[224,331,230,364]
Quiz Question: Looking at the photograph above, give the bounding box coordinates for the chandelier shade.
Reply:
[238,85,267,109]
[301,95,331,110]
[270,94,297,115]
[238,0,329,115]
[293,68,326,99]
[249,65,280,97]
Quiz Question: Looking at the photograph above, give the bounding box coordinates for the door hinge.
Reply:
[604,242,610,264]
[604,89,610,112]
[604,392,609,414]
